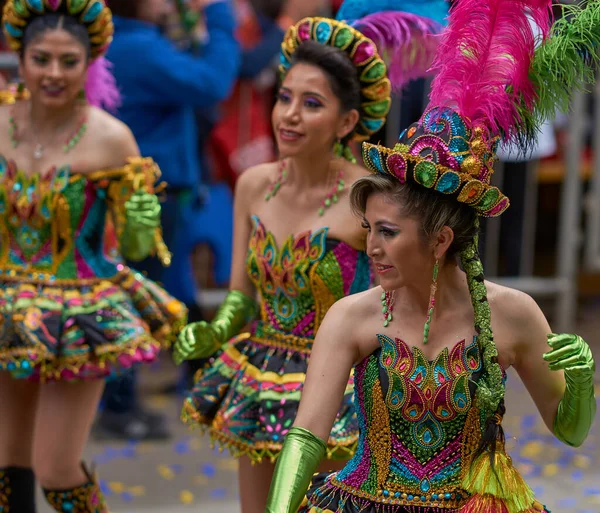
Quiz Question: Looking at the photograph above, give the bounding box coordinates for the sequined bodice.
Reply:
[333,335,484,509]
[0,157,123,282]
[246,215,372,338]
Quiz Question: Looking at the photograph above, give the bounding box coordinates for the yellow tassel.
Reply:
[462,449,536,513]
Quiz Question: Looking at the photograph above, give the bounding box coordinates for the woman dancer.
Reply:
[265,1,598,512]
[174,2,447,510]
[0,1,186,511]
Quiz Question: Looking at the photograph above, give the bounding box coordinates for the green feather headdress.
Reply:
[516,0,600,150]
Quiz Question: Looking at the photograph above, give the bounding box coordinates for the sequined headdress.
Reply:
[279,0,448,142]
[2,0,119,110]
[362,0,600,218]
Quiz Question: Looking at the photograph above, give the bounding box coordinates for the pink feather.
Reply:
[352,12,444,90]
[427,0,552,138]
[85,57,121,112]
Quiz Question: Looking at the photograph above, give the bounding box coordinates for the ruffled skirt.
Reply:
[182,323,358,463]
[0,267,187,381]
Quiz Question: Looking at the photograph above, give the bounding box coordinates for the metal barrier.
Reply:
[485,91,587,332]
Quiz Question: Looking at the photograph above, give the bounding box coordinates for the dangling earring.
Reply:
[333,138,344,158]
[333,139,357,164]
[16,81,26,99]
[423,258,439,345]
[381,289,395,327]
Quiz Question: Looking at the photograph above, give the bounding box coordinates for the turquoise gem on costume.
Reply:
[362,118,385,133]
[7,362,15,370]
[82,1,103,22]
[435,171,460,193]
[62,502,74,511]
[383,490,389,497]
[432,494,438,500]
[408,495,414,501]
[315,21,332,43]
[449,137,469,154]
[26,0,44,12]
[420,479,431,493]
[4,23,23,38]
[280,53,290,67]
[445,493,451,499]
[368,147,383,172]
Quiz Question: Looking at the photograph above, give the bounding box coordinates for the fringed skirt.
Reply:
[0,266,187,381]
[182,323,358,463]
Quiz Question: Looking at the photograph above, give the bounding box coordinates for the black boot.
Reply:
[42,464,107,513]
[0,466,36,513]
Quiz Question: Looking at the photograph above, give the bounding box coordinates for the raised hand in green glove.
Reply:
[173,290,257,365]
[122,190,161,262]
[265,427,326,513]
[543,333,596,447]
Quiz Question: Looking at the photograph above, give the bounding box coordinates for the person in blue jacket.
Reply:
[95,0,240,440]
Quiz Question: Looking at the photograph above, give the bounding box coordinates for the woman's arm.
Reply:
[266,297,360,513]
[227,168,261,297]
[509,291,595,446]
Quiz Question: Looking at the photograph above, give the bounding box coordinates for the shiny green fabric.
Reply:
[544,333,596,447]
[121,190,161,262]
[265,427,326,513]
[173,290,257,363]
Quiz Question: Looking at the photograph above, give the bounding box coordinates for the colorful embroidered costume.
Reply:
[301,337,549,513]
[0,153,186,381]
[182,216,372,461]
[0,1,188,511]
[179,0,446,464]
[264,1,598,512]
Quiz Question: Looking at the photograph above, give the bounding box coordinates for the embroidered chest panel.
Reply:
[246,215,371,337]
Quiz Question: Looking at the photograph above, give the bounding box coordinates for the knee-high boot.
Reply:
[0,466,37,513]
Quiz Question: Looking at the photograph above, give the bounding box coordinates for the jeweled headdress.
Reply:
[279,0,447,141]
[2,0,118,110]
[363,0,600,218]
[3,0,113,59]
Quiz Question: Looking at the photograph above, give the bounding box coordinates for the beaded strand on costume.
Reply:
[460,218,505,444]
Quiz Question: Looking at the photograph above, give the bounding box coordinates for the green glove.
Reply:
[122,190,161,262]
[173,290,257,364]
[543,333,596,447]
[265,427,326,513]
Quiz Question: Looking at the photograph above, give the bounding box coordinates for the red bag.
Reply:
[209,80,275,188]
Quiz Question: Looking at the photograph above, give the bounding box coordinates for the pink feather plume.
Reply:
[353,12,444,90]
[427,0,553,138]
[85,57,121,112]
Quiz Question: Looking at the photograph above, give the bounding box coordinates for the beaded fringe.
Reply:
[306,482,459,513]
[181,400,357,464]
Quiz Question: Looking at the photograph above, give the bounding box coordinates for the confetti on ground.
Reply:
[542,463,559,478]
[180,490,195,504]
[109,482,125,493]
[158,464,176,480]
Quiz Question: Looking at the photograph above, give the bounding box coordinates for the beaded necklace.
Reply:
[9,107,88,160]
[265,159,345,217]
